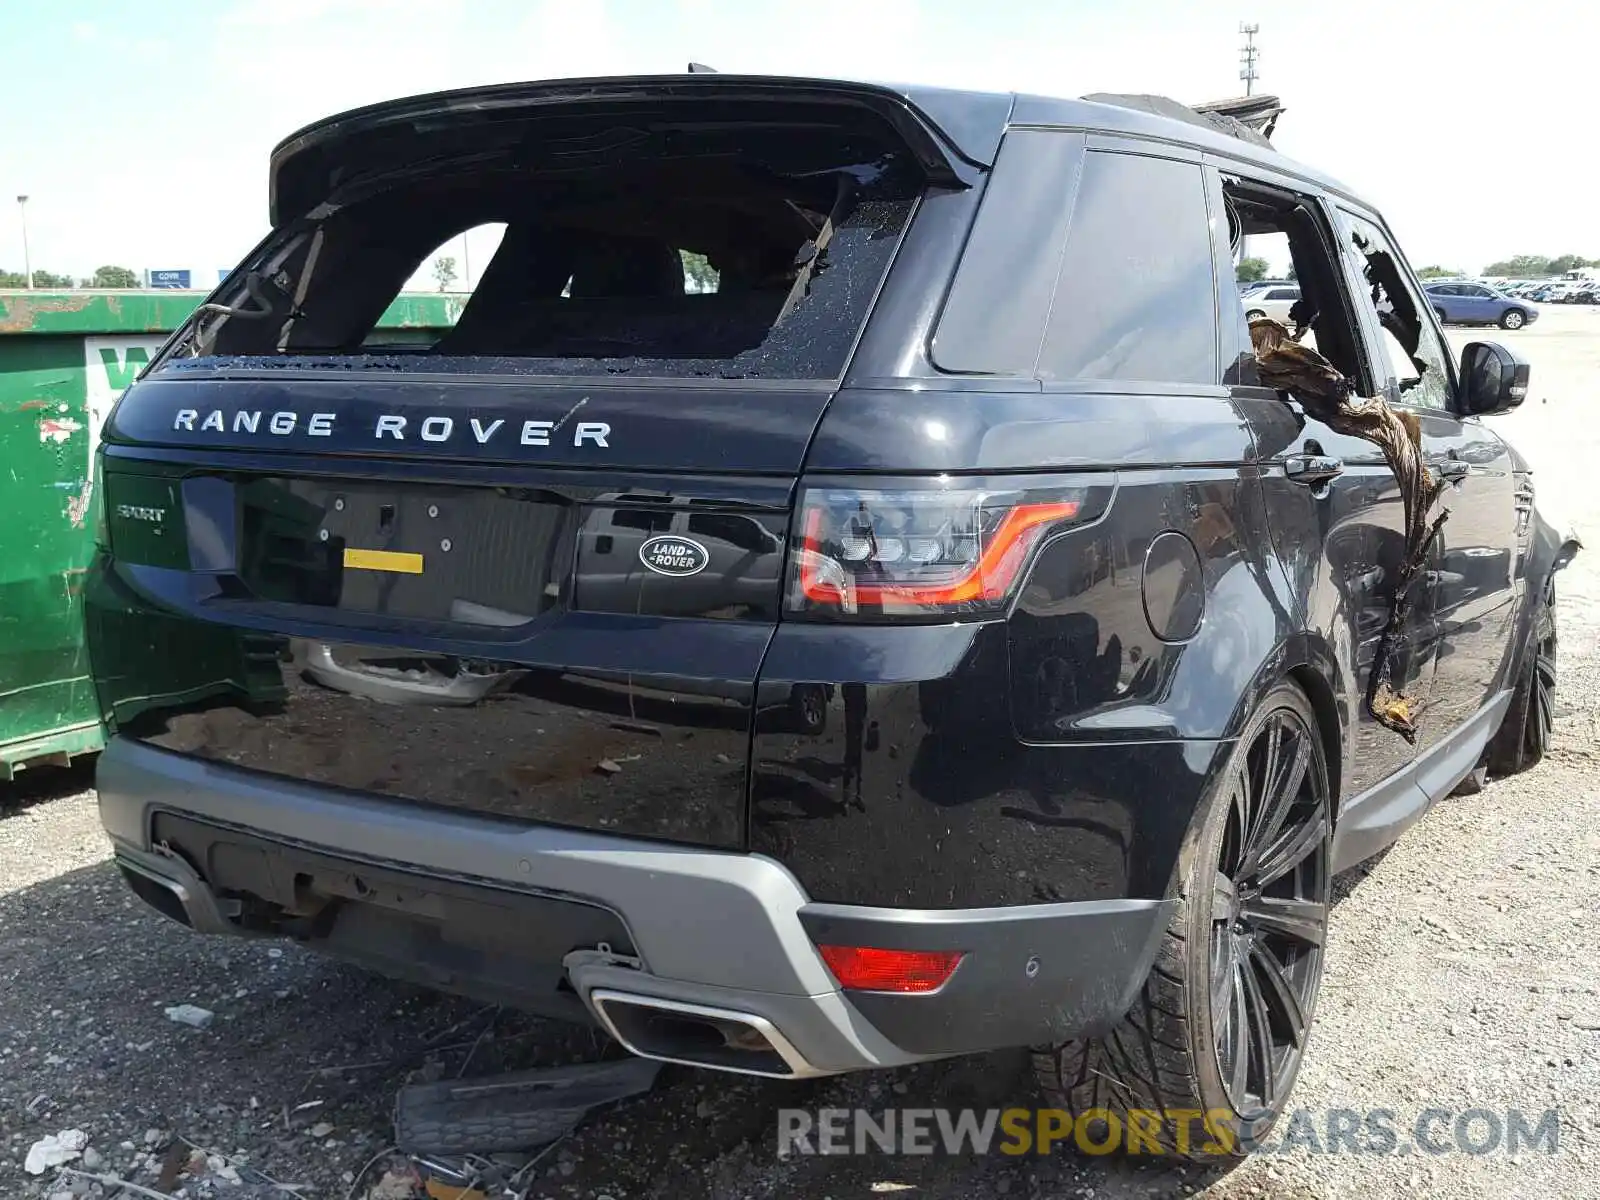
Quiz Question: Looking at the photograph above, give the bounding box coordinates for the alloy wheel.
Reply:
[1209,707,1330,1117]
[1530,603,1557,759]
[1531,638,1556,755]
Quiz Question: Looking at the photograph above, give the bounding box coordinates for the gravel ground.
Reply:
[3,307,1597,1200]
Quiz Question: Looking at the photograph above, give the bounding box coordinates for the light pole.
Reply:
[1239,24,1260,97]
[16,195,32,289]
[1235,27,1261,273]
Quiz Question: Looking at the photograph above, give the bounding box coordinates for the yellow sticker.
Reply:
[342,547,424,574]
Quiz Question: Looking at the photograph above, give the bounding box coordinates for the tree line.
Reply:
[0,265,145,288]
[1237,253,1596,285]
[1479,254,1597,278]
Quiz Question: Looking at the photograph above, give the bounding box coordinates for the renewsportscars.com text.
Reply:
[777,1107,1562,1158]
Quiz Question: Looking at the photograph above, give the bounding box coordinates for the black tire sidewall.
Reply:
[1490,575,1557,775]
[1181,680,1332,1150]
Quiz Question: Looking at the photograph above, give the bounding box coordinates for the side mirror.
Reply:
[1458,341,1529,416]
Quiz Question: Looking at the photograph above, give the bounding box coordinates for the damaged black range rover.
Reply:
[90,75,1576,1152]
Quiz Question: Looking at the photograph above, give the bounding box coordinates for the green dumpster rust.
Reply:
[0,288,462,781]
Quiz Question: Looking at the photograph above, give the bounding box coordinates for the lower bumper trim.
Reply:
[799,898,1173,1056]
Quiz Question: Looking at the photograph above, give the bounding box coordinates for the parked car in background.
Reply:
[1238,275,1292,293]
[1424,281,1537,329]
[1241,282,1301,322]
[1529,281,1595,303]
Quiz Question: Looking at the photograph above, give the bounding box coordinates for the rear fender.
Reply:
[1164,630,1349,892]
[1007,465,1299,745]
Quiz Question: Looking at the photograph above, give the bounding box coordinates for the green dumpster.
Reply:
[0,288,461,780]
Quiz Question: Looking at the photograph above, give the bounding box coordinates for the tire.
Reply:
[1487,575,1557,775]
[1500,308,1527,330]
[1033,680,1332,1157]
[1245,309,1266,321]
[1434,307,1448,325]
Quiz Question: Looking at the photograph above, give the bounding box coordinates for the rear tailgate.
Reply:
[88,78,970,849]
[94,380,822,849]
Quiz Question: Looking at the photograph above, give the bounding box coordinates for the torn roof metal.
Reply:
[1085,92,1287,148]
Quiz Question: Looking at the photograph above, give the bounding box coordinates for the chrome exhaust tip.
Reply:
[114,847,237,935]
[588,989,823,1079]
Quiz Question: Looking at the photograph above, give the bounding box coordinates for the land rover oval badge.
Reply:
[639,535,710,577]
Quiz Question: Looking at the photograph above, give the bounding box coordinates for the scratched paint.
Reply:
[0,327,103,766]
[65,481,95,529]
[39,416,83,443]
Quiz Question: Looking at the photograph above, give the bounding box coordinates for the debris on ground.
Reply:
[423,1180,487,1200]
[395,1058,661,1156]
[24,1130,87,1175]
[163,1003,216,1029]
[367,1166,424,1199]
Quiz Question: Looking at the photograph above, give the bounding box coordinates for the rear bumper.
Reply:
[98,736,1170,1076]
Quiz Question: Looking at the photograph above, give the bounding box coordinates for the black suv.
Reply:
[88,76,1577,1151]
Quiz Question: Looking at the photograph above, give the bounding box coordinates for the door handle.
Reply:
[1283,453,1345,488]
[1437,458,1470,483]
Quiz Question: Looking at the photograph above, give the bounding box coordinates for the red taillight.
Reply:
[788,480,1085,619]
[817,944,965,993]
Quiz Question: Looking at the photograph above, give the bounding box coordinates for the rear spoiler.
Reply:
[1082,92,1286,148]
[268,76,1004,224]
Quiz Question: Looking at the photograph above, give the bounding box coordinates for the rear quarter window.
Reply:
[932,139,1218,386]
[1037,152,1217,385]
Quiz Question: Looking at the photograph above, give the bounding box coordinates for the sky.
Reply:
[2,0,1595,285]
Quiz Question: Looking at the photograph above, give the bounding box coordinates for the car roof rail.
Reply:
[1082,92,1285,147]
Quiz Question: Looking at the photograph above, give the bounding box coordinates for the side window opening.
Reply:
[401,222,508,296]
[1222,181,1371,394]
[1341,212,1454,411]
[681,251,720,295]
[169,110,923,382]
[349,222,509,351]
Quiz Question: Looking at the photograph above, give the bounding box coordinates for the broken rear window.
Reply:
[163,102,924,381]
